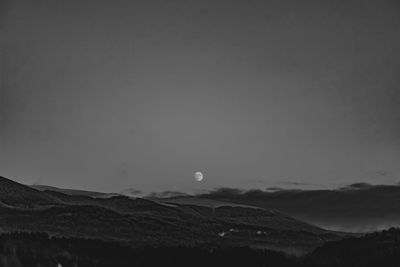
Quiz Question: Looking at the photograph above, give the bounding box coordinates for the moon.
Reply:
[194,171,203,182]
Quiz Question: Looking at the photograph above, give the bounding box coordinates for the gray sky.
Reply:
[1,0,400,193]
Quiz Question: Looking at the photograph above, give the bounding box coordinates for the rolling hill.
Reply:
[0,176,345,255]
[0,176,60,208]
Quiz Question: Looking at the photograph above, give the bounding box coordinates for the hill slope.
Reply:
[0,176,345,254]
[0,176,60,208]
[306,227,400,267]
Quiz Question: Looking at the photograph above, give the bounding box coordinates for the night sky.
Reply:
[1,0,400,194]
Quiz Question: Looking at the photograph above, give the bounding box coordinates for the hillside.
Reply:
[0,229,399,267]
[0,176,60,208]
[0,176,345,254]
[0,232,296,267]
[305,227,400,267]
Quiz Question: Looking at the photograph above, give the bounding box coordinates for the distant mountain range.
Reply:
[192,184,400,232]
[0,176,344,255]
[29,179,400,233]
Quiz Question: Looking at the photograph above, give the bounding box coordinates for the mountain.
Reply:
[0,176,345,255]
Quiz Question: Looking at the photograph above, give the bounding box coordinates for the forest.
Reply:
[1,228,400,267]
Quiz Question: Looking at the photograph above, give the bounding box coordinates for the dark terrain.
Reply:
[0,176,340,255]
[1,229,400,266]
[0,176,399,266]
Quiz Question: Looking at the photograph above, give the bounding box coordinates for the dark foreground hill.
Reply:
[1,228,400,267]
[0,232,295,267]
[0,176,342,255]
[305,227,400,267]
